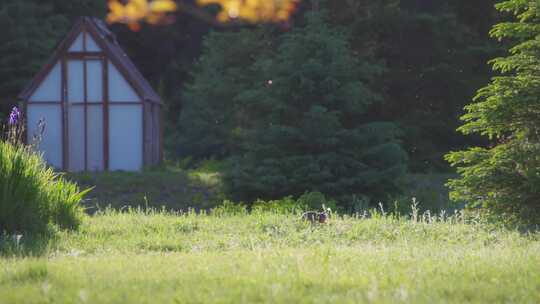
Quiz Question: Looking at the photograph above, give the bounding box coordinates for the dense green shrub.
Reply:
[224,12,407,206]
[0,140,88,233]
[214,192,337,215]
[446,1,540,225]
[251,196,306,215]
[210,200,248,217]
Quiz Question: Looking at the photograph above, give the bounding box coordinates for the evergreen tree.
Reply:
[175,28,277,158]
[327,0,501,171]
[225,12,408,206]
[0,0,69,111]
[446,1,540,224]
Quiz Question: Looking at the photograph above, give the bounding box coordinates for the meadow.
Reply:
[2,207,540,303]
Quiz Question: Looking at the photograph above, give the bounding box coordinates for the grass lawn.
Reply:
[65,165,224,212]
[1,210,540,303]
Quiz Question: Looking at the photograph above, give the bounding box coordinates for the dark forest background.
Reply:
[0,0,501,173]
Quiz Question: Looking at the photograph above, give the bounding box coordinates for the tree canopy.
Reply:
[0,0,501,175]
[446,0,540,224]
[180,11,408,206]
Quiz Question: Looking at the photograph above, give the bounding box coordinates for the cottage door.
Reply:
[65,32,105,171]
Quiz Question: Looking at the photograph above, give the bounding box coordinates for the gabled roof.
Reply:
[18,17,161,104]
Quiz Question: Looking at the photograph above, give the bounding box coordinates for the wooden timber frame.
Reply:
[19,17,163,171]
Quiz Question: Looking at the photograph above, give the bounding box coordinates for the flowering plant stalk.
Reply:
[3,106,24,145]
[3,106,46,148]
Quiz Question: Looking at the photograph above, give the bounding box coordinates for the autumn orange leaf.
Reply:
[107,0,300,30]
[107,0,177,30]
[150,0,178,12]
[196,0,300,23]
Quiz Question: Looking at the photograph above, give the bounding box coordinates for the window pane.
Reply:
[29,62,61,102]
[67,60,84,103]
[86,33,102,52]
[87,105,104,171]
[87,60,103,102]
[27,105,63,168]
[108,61,140,102]
[68,105,85,171]
[68,33,84,52]
[109,105,142,171]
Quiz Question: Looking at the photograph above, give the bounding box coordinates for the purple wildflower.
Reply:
[8,106,20,125]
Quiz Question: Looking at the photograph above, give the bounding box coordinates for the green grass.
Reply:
[65,165,223,212]
[0,140,86,233]
[2,209,540,303]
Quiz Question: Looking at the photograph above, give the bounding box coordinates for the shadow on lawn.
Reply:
[0,232,54,257]
[65,166,225,214]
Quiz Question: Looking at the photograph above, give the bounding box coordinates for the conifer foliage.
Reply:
[225,13,407,205]
[181,11,408,206]
[446,1,540,224]
[0,1,68,109]
[176,28,276,158]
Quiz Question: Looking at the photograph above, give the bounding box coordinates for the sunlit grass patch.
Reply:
[1,209,539,303]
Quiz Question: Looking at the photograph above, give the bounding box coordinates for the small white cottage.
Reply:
[18,17,162,172]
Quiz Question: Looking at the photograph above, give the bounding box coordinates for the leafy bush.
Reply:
[214,192,336,215]
[0,140,88,233]
[251,196,306,214]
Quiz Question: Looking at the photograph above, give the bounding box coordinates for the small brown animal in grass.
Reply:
[301,211,329,224]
